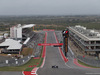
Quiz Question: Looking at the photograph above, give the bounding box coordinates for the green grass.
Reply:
[0,58,40,71]
[37,58,43,67]
[78,60,100,68]
[0,57,44,71]
[34,22,100,30]
[24,57,43,71]
[0,30,45,71]
[0,45,44,71]
[24,67,34,71]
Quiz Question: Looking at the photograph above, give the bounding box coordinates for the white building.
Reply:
[68,25,100,56]
[10,24,35,41]
[10,24,22,40]
[0,39,22,54]
[0,24,35,54]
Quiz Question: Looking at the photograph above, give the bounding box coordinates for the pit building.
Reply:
[68,25,100,57]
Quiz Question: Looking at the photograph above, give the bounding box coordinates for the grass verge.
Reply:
[78,60,100,68]
[0,31,45,71]
[0,57,43,71]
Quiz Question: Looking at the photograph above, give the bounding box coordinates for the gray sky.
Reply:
[0,0,100,15]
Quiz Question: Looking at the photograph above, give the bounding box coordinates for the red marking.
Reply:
[33,65,37,67]
[73,59,91,68]
[83,56,85,58]
[42,32,47,58]
[33,57,40,59]
[23,71,36,75]
[23,67,38,75]
[31,68,37,71]
[43,29,54,31]
[40,32,47,68]
[65,31,68,33]
[42,46,46,58]
[59,47,68,62]
[31,68,38,75]
[38,43,63,46]
[54,32,68,63]
[36,63,39,64]
[29,65,33,67]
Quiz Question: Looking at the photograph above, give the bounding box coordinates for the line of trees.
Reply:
[0,15,100,31]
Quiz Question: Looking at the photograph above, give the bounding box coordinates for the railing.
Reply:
[56,31,100,67]
[77,55,100,67]
[0,32,44,67]
[0,55,31,67]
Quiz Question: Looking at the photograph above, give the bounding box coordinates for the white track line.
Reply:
[40,57,46,68]
[53,32,65,62]
[86,73,100,74]
[40,32,47,68]
[65,63,72,68]
[68,46,74,56]
[22,71,24,75]
[36,68,39,75]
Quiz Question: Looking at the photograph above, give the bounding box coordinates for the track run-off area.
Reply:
[1,30,100,75]
[37,31,100,75]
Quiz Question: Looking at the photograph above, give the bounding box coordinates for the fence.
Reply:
[0,55,31,67]
[0,44,42,67]
[77,55,100,67]
[55,31,100,67]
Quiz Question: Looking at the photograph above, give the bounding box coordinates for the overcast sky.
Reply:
[0,0,100,15]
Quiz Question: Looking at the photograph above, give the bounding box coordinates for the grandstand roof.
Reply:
[0,39,22,50]
[69,26,100,41]
[22,24,35,29]
[23,37,30,44]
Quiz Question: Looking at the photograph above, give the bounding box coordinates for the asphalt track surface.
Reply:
[37,31,100,75]
[0,71,22,75]
[0,31,100,75]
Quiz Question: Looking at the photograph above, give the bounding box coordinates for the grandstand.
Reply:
[68,25,100,56]
[0,24,36,54]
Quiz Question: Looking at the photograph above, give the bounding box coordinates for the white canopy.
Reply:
[0,39,22,50]
[22,24,35,29]
[23,37,30,44]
